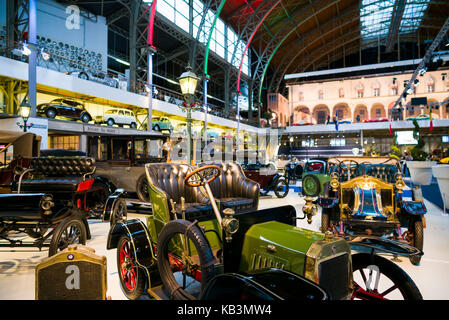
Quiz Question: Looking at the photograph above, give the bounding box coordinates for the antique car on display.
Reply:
[95,108,138,128]
[301,159,328,197]
[301,156,426,265]
[67,70,121,89]
[37,98,92,123]
[0,130,41,193]
[91,134,167,202]
[284,156,304,184]
[406,113,439,121]
[107,161,423,301]
[0,155,110,256]
[152,116,174,133]
[242,162,289,198]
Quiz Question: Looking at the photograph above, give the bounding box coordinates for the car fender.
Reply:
[401,200,427,215]
[102,188,126,222]
[107,218,161,288]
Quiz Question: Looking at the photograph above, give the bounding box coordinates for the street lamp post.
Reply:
[178,64,200,165]
[18,103,31,132]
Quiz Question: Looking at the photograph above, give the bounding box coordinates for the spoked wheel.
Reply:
[407,218,423,265]
[274,179,289,198]
[157,219,216,300]
[351,253,423,300]
[110,198,127,226]
[117,235,146,300]
[136,174,150,202]
[49,217,87,256]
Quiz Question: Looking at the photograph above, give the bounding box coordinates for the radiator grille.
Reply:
[250,253,288,271]
[37,261,104,300]
[318,253,349,300]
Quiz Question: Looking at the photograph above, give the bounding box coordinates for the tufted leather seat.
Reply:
[20,157,96,199]
[199,162,259,213]
[145,163,215,220]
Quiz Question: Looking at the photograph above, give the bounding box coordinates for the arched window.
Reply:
[318,90,324,100]
[427,76,435,93]
[356,82,364,98]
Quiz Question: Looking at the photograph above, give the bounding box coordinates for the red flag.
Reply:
[430,110,433,132]
[389,111,392,136]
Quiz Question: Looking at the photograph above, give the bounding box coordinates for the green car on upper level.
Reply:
[152,116,174,132]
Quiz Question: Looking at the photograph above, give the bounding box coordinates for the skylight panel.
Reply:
[360,0,395,39]
[400,0,430,33]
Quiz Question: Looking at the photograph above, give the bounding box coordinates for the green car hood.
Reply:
[239,221,325,276]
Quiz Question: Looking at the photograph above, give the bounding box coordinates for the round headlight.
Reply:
[40,195,54,215]
[224,218,239,235]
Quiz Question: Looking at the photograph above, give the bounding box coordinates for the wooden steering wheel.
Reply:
[339,159,359,172]
[184,165,221,187]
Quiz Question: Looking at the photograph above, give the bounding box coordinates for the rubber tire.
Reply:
[157,219,216,300]
[78,72,89,80]
[49,216,87,256]
[321,208,330,233]
[130,122,137,129]
[81,113,90,123]
[110,198,127,226]
[136,174,150,202]
[351,252,423,300]
[274,179,289,198]
[117,235,146,300]
[409,219,423,265]
[46,108,56,119]
[107,118,115,126]
[154,124,161,132]
[302,174,321,197]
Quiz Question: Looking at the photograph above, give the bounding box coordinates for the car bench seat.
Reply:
[145,163,214,221]
[20,157,96,200]
[199,162,260,213]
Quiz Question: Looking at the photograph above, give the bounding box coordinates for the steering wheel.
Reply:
[185,165,221,187]
[339,160,359,179]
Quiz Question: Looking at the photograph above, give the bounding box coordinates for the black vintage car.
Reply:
[37,98,92,123]
[0,156,111,256]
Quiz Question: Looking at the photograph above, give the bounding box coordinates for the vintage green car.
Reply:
[106,162,423,300]
[302,156,427,265]
[152,116,174,132]
[301,159,330,197]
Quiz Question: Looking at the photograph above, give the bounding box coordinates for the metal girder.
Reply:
[0,78,28,115]
[107,6,130,25]
[392,17,449,109]
[385,0,407,53]
[269,5,360,93]
[250,0,342,106]
[224,0,280,112]
[6,0,29,54]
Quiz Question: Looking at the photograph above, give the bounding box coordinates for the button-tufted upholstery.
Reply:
[21,157,96,197]
[199,162,259,213]
[145,163,214,219]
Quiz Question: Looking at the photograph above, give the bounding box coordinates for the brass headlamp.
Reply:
[395,173,405,193]
[303,196,317,224]
[222,208,239,243]
[330,172,340,192]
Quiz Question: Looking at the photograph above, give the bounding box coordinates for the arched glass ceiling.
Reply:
[156,0,250,76]
[360,0,430,40]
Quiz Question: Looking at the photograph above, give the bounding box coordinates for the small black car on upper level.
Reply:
[37,98,92,123]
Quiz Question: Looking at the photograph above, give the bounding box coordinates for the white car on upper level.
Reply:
[95,108,138,128]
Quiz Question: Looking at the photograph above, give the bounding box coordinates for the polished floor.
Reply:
[0,190,448,300]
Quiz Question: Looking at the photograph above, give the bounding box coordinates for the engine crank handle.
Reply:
[203,182,222,226]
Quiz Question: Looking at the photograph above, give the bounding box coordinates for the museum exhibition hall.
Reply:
[1,0,449,303]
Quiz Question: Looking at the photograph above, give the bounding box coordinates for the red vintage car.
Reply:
[242,162,289,198]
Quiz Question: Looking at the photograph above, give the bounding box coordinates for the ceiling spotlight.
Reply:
[406,88,414,95]
[21,43,31,56]
[414,79,420,86]
[392,77,396,85]
[40,48,50,61]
